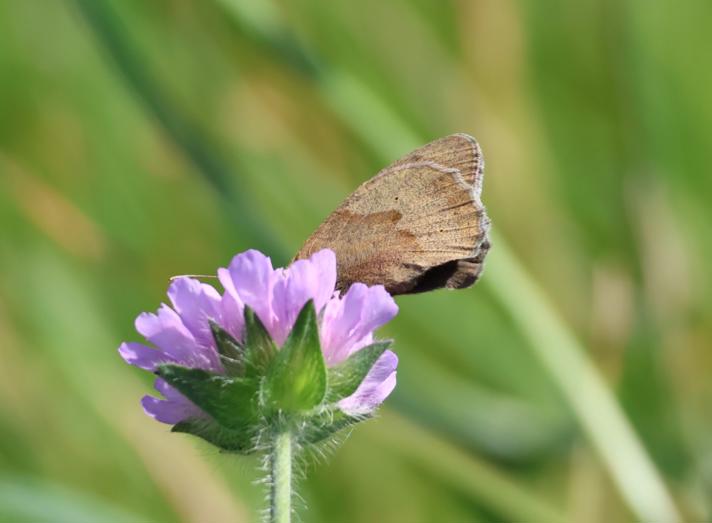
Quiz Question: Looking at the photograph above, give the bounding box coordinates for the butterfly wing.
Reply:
[295,134,490,295]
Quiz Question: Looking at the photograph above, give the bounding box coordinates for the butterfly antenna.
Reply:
[170,274,218,281]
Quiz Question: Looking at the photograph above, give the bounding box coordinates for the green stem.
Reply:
[270,431,292,523]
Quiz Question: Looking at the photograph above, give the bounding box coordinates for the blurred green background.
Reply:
[1,0,710,521]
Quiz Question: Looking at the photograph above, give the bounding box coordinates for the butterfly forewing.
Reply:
[295,134,490,295]
[380,133,484,188]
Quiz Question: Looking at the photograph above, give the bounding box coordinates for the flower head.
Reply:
[119,249,398,449]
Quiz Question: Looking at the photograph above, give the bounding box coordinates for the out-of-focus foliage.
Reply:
[0,0,710,521]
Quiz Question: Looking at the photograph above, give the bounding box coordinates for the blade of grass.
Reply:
[0,477,143,523]
[368,412,567,523]
[392,347,573,460]
[484,231,680,522]
[72,0,286,262]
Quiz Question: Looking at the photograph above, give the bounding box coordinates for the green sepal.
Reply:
[301,408,370,445]
[264,300,327,414]
[243,306,278,377]
[172,418,256,454]
[156,364,258,430]
[209,320,244,376]
[326,340,392,402]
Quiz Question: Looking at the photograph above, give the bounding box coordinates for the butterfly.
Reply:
[295,134,490,295]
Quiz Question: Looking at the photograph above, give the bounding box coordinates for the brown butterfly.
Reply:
[295,134,490,295]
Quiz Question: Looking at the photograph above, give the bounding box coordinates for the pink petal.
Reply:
[270,249,338,345]
[217,267,245,340]
[222,249,277,339]
[118,342,171,371]
[271,262,312,345]
[167,277,222,348]
[141,396,198,425]
[338,350,398,415]
[140,379,204,425]
[135,305,215,370]
[304,249,337,312]
[321,284,398,365]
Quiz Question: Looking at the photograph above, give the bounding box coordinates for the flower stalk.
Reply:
[270,430,293,523]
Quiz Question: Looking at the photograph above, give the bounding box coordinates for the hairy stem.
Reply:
[270,431,292,523]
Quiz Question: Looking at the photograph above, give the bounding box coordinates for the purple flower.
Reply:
[119,249,398,424]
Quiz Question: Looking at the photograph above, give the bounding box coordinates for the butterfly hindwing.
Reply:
[295,134,490,295]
